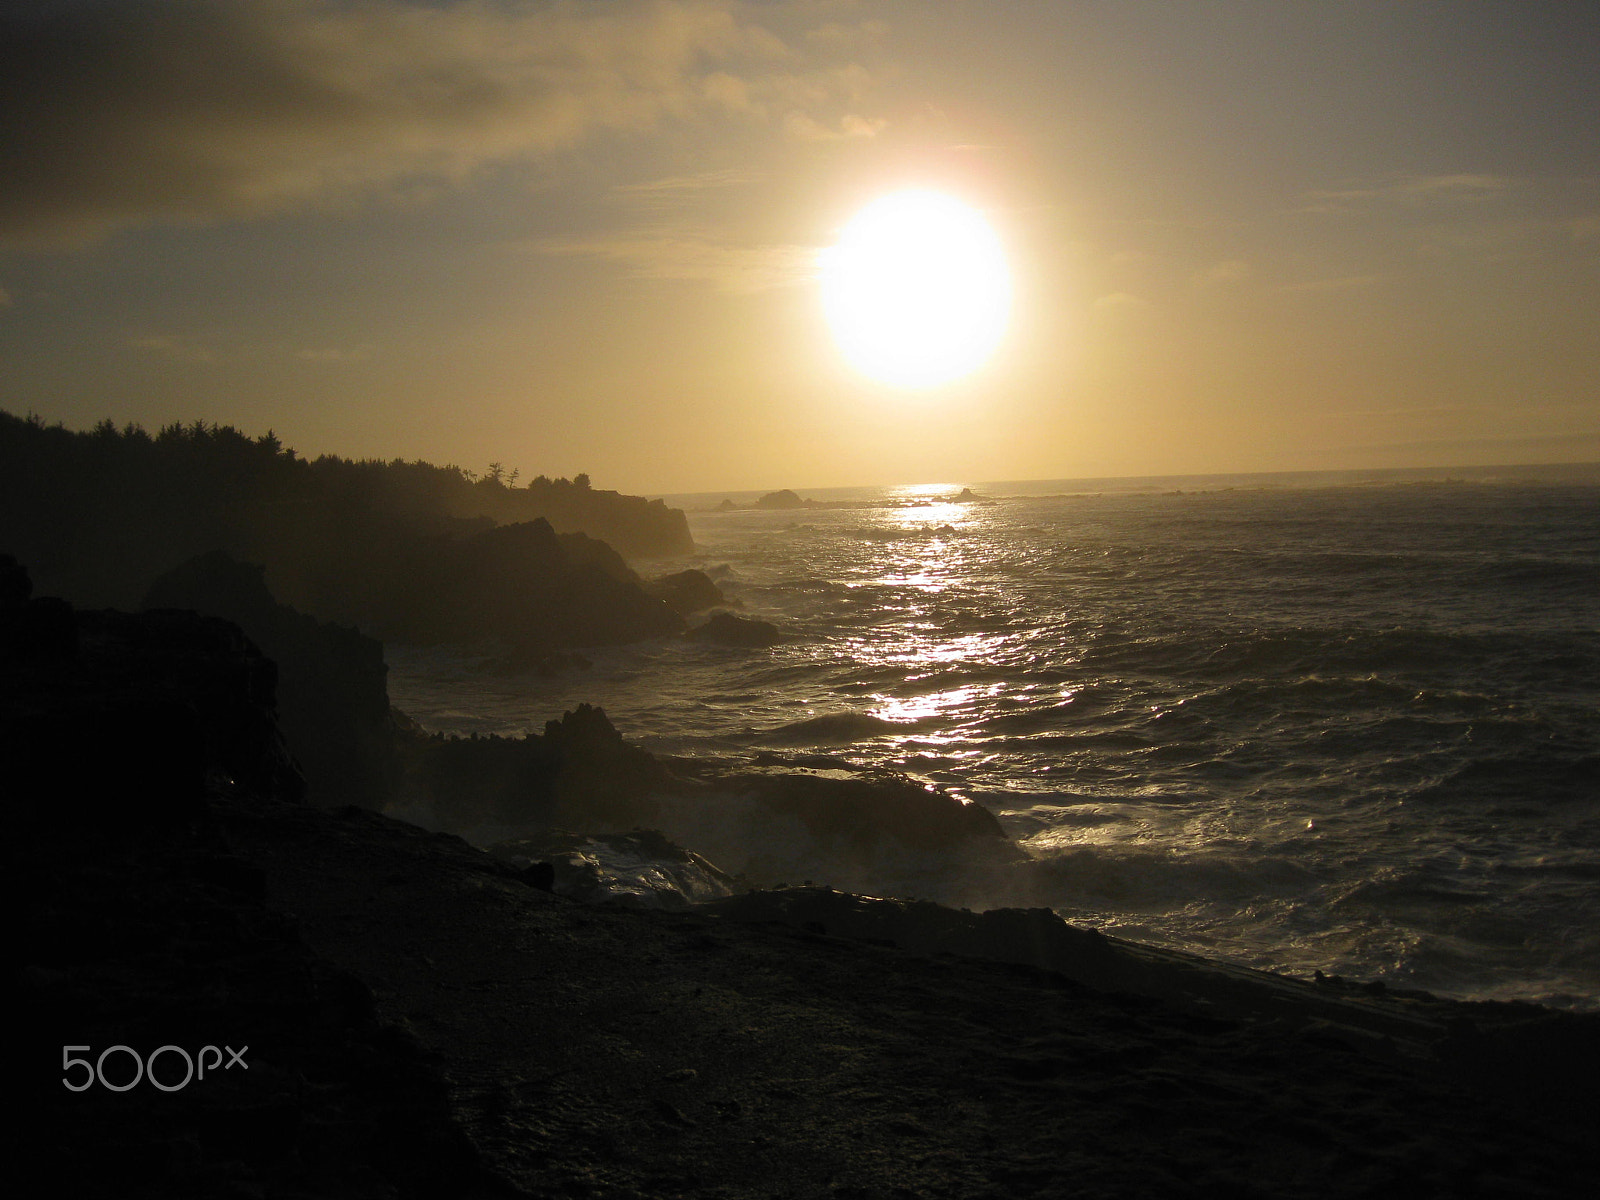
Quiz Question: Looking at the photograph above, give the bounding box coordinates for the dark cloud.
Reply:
[0,0,874,249]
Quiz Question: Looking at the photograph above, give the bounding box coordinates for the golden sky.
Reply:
[2,0,1597,493]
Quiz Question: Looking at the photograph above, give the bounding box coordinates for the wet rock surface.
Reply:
[488,828,741,908]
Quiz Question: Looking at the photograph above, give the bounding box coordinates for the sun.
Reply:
[819,190,1012,388]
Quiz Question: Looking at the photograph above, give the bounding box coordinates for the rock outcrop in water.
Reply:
[685,610,786,646]
[399,702,670,834]
[646,567,728,615]
[756,488,805,509]
[394,698,1014,892]
[382,518,682,648]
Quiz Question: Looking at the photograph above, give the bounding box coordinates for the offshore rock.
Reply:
[646,567,727,615]
[143,550,397,808]
[756,488,804,509]
[686,610,785,647]
[648,763,1019,896]
[444,519,685,648]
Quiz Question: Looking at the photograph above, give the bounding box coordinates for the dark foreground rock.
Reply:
[238,804,1600,1200]
[9,591,503,1199]
[489,828,741,908]
[143,550,399,808]
[15,581,1600,1198]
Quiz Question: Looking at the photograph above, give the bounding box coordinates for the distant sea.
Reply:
[388,463,1600,1009]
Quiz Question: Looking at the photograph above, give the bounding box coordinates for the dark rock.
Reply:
[556,528,638,584]
[745,770,1008,854]
[3,604,306,841]
[647,568,727,615]
[0,551,31,607]
[490,828,739,908]
[402,703,669,833]
[144,550,397,809]
[12,597,501,1199]
[519,861,557,891]
[468,474,696,558]
[1,593,79,661]
[704,887,1113,973]
[756,488,804,510]
[686,610,785,647]
[623,756,1020,894]
[449,519,685,648]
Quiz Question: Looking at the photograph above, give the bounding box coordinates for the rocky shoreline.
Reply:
[12,571,1600,1198]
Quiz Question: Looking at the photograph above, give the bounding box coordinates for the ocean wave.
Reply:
[390,481,1600,1006]
[751,711,919,745]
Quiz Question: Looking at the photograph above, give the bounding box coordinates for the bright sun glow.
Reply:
[819,190,1012,388]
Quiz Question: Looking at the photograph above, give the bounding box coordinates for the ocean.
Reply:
[387,464,1600,1010]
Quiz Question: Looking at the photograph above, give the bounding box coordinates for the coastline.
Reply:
[15,594,1600,1197]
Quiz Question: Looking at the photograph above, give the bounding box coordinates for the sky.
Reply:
[2,0,1597,494]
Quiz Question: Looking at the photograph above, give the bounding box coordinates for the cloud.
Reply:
[1192,259,1251,288]
[1300,174,1515,215]
[531,165,831,292]
[0,0,884,249]
[295,344,375,363]
[612,168,767,210]
[804,19,890,51]
[783,110,886,141]
[127,334,218,363]
[529,229,817,293]
[1275,273,1386,294]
